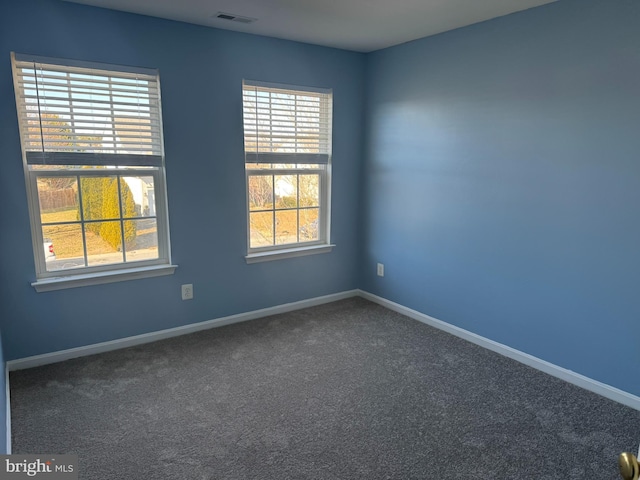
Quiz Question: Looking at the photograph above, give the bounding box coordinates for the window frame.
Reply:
[242,80,334,262]
[11,53,175,290]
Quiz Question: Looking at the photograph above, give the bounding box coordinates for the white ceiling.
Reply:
[62,0,557,52]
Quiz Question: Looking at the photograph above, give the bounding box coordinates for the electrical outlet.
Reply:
[377,263,384,277]
[181,284,194,300]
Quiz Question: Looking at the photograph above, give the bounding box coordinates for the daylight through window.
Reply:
[11,53,172,287]
[242,80,333,258]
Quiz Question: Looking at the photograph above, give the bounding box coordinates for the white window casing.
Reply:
[242,80,334,262]
[11,53,175,290]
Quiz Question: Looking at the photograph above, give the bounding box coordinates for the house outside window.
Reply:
[11,53,175,291]
[242,80,334,263]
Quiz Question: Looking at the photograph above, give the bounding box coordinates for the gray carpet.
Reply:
[10,297,640,479]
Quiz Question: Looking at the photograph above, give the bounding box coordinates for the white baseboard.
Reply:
[4,364,10,454]
[7,290,360,372]
[358,290,640,411]
[7,288,639,412]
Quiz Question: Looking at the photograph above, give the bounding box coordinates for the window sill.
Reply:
[32,264,178,292]
[245,244,335,264]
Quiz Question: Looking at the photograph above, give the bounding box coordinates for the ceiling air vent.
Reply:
[214,12,256,24]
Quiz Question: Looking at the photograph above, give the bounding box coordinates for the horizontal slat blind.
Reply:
[12,54,163,166]
[243,80,332,164]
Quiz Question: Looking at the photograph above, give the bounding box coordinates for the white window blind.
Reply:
[242,80,332,164]
[12,53,163,167]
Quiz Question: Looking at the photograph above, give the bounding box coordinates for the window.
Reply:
[242,80,333,262]
[11,53,174,291]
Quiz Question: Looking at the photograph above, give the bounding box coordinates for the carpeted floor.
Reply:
[10,297,640,479]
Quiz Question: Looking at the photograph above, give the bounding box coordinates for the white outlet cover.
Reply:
[181,284,193,300]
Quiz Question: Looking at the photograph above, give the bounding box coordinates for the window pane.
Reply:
[125,219,158,261]
[30,165,71,171]
[273,164,297,169]
[121,176,155,218]
[248,175,273,211]
[80,176,119,221]
[274,175,297,209]
[31,165,155,171]
[86,221,124,266]
[299,174,320,207]
[119,178,137,219]
[247,164,322,171]
[300,208,319,242]
[37,177,80,225]
[250,212,274,248]
[275,210,298,245]
[252,163,276,170]
[43,224,85,271]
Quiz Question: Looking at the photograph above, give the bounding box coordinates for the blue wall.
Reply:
[363,0,640,396]
[1,0,639,402]
[0,0,365,360]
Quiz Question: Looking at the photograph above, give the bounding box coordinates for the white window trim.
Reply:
[11,53,175,290]
[242,80,334,260]
[245,244,335,264]
[32,264,178,292]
